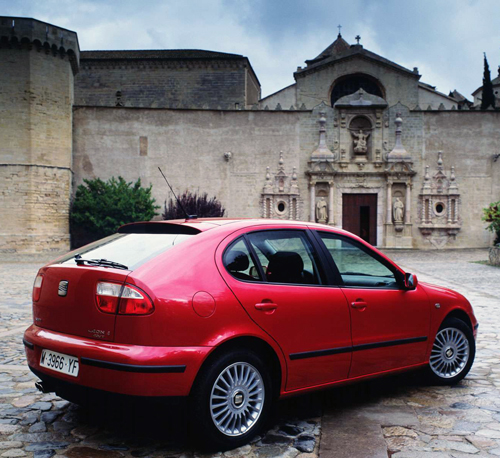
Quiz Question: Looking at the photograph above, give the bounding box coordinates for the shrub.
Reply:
[163,190,225,220]
[70,177,159,247]
[482,201,500,245]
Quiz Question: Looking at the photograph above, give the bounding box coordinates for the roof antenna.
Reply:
[158,167,197,220]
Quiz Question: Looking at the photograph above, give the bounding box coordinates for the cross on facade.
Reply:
[337,25,342,36]
[355,35,361,44]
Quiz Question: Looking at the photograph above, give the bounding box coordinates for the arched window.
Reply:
[331,74,384,106]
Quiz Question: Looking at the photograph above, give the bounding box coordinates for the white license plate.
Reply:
[40,349,79,377]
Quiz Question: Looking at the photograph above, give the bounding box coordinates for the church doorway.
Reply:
[342,194,377,245]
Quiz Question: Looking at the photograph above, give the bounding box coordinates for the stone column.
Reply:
[386,182,392,224]
[328,182,334,225]
[405,183,411,224]
[310,182,316,222]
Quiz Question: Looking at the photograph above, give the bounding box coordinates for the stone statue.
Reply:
[351,129,370,153]
[316,197,328,223]
[393,197,404,223]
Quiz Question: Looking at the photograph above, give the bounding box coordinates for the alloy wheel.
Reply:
[429,327,469,379]
[209,362,265,437]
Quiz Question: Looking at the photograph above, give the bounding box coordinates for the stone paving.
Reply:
[0,249,499,457]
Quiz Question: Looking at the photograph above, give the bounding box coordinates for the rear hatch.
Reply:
[33,227,195,342]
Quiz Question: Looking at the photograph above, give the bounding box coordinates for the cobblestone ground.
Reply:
[0,249,499,458]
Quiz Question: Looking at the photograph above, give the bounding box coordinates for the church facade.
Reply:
[1,16,499,256]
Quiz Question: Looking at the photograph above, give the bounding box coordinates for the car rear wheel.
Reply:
[427,317,475,385]
[190,349,273,450]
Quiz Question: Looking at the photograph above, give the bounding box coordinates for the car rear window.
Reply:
[59,233,192,270]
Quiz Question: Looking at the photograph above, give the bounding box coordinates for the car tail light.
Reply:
[96,282,122,314]
[118,284,154,315]
[33,274,44,302]
[96,282,154,315]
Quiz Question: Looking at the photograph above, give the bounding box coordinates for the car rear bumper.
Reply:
[24,324,212,397]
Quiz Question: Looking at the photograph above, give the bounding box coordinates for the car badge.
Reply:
[58,280,69,297]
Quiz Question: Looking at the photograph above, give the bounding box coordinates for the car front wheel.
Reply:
[427,317,475,385]
[190,349,273,450]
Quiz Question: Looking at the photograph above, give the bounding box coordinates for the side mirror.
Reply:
[404,272,418,290]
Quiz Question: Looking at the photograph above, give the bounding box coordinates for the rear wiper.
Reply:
[74,254,129,270]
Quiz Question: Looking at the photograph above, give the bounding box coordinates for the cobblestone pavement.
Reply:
[0,249,499,458]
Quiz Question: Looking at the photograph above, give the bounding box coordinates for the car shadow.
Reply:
[64,371,431,453]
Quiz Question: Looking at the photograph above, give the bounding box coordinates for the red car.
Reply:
[24,219,477,449]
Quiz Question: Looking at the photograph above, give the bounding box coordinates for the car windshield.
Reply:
[59,233,192,270]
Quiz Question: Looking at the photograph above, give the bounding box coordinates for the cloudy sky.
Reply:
[2,0,500,99]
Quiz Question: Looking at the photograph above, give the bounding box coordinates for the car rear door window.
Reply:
[223,238,262,282]
[318,232,398,288]
[246,231,321,285]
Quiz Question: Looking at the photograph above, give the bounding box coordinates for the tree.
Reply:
[70,177,159,247]
[482,201,500,245]
[481,53,496,110]
[162,190,225,220]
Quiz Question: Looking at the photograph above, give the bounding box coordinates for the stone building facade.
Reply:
[1,18,499,256]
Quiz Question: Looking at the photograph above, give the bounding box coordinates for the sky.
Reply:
[2,0,500,99]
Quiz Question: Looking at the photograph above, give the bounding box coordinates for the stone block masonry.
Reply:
[0,165,71,255]
[0,17,79,256]
[75,51,260,109]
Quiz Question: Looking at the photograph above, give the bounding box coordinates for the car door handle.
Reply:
[351,300,368,310]
[255,302,278,313]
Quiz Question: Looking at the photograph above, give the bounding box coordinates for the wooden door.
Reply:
[342,194,377,245]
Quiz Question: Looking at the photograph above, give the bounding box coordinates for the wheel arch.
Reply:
[190,335,283,399]
[442,308,473,331]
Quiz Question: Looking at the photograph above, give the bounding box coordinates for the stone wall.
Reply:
[75,58,257,109]
[422,111,500,248]
[0,166,71,255]
[72,108,305,219]
[0,17,78,256]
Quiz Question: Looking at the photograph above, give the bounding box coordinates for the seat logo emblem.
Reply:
[58,280,69,297]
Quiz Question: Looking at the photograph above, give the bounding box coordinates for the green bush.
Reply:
[163,190,225,220]
[70,177,159,247]
[482,201,500,245]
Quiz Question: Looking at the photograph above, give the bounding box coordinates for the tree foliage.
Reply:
[482,201,500,245]
[481,53,496,110]
[162,190,225,220]
[70,177,159,246]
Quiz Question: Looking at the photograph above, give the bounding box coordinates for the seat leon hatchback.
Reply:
[24,218,477,449]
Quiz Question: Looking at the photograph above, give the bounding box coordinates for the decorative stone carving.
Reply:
[316,197,328,223]
[351,129,370,154]
[387,113,411,161]
[393,197,404,223]
[261,152,301,220]
[418,152,461,247]
[311,106,335,161]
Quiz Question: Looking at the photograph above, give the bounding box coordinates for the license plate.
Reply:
[40,349,79,377]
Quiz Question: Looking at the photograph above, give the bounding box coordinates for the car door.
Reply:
[315,231,431,378]
[217,228,352,392]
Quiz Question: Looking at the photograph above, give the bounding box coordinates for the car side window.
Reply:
[246,230,321,285]
[223,238,262,282]
[318,232,398,288]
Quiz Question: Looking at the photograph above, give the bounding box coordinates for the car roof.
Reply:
[120,218,354,236]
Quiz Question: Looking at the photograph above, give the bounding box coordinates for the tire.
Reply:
[190,349,273,451]
[426,317,475,385]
